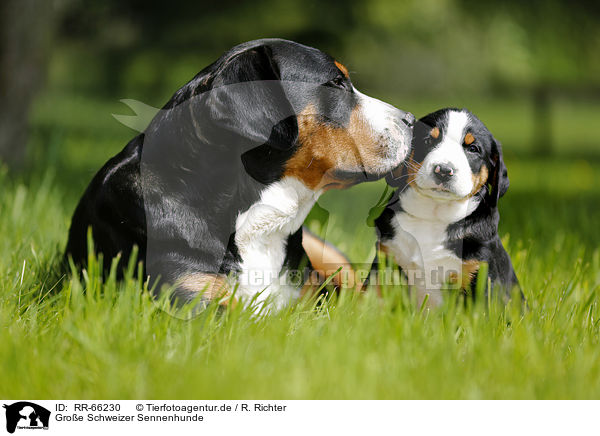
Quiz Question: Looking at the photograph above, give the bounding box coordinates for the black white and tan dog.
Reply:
[372,108,522,307]
[65,38,414,310]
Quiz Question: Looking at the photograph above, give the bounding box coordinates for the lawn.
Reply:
[1,92,599,399]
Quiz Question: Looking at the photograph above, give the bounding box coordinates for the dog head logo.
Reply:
[3,402,50,433]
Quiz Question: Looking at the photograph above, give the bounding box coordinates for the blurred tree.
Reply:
[5,0,599,164]
[56,0,359,100]
[345,0,600,154]
[459,0,600,154]
[0,0,62,169]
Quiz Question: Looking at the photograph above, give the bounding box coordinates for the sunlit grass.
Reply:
[0,95,599,399]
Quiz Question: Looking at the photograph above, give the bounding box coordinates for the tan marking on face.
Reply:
[464,132,475,145]
[334,60,349,78]
[469,164,489,197]
[176,273,235,306]
[430,127,440,139]
[285,104,384,190]
[404,151,422,187]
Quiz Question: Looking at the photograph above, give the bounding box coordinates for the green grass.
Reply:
[1,93,600,399]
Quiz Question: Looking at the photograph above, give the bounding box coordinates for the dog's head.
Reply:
[387,108,508,207]
[157,38,414,190]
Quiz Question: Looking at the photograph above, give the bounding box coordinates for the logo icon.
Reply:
[3,402,50,434]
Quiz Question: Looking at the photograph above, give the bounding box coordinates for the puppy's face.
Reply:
[395,108,502,201]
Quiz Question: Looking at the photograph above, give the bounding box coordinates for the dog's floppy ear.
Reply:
[205,45,298,151]
[487,138,509,207]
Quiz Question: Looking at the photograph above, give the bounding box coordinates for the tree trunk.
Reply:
[0,0,57,170]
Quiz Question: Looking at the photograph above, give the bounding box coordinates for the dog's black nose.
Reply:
[433,163,455,183]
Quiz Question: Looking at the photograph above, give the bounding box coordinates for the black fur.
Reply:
[65,39,366,301]
[374,108,522,302]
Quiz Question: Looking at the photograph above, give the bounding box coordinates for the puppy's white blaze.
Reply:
[417,110,473,198]
[446,110,469,143]
[353,87,411,172]
[235,177,321,309]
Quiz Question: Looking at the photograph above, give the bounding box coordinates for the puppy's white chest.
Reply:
[384,211,463,306]
[390,213,461,274]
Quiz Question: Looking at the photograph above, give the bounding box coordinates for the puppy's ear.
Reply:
[487,138,509,207]
[206,45,298,151]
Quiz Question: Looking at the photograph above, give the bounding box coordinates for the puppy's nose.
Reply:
[401,112,415,127]
[433,163,455,183]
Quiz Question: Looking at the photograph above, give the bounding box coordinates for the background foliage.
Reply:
[1,0,599,399]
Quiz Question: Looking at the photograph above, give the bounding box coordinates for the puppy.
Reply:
[372,108,522,307]
[65,39,414,310]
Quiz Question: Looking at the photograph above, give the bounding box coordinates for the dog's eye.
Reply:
[330,76,350,91]
[467,143,481,154]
